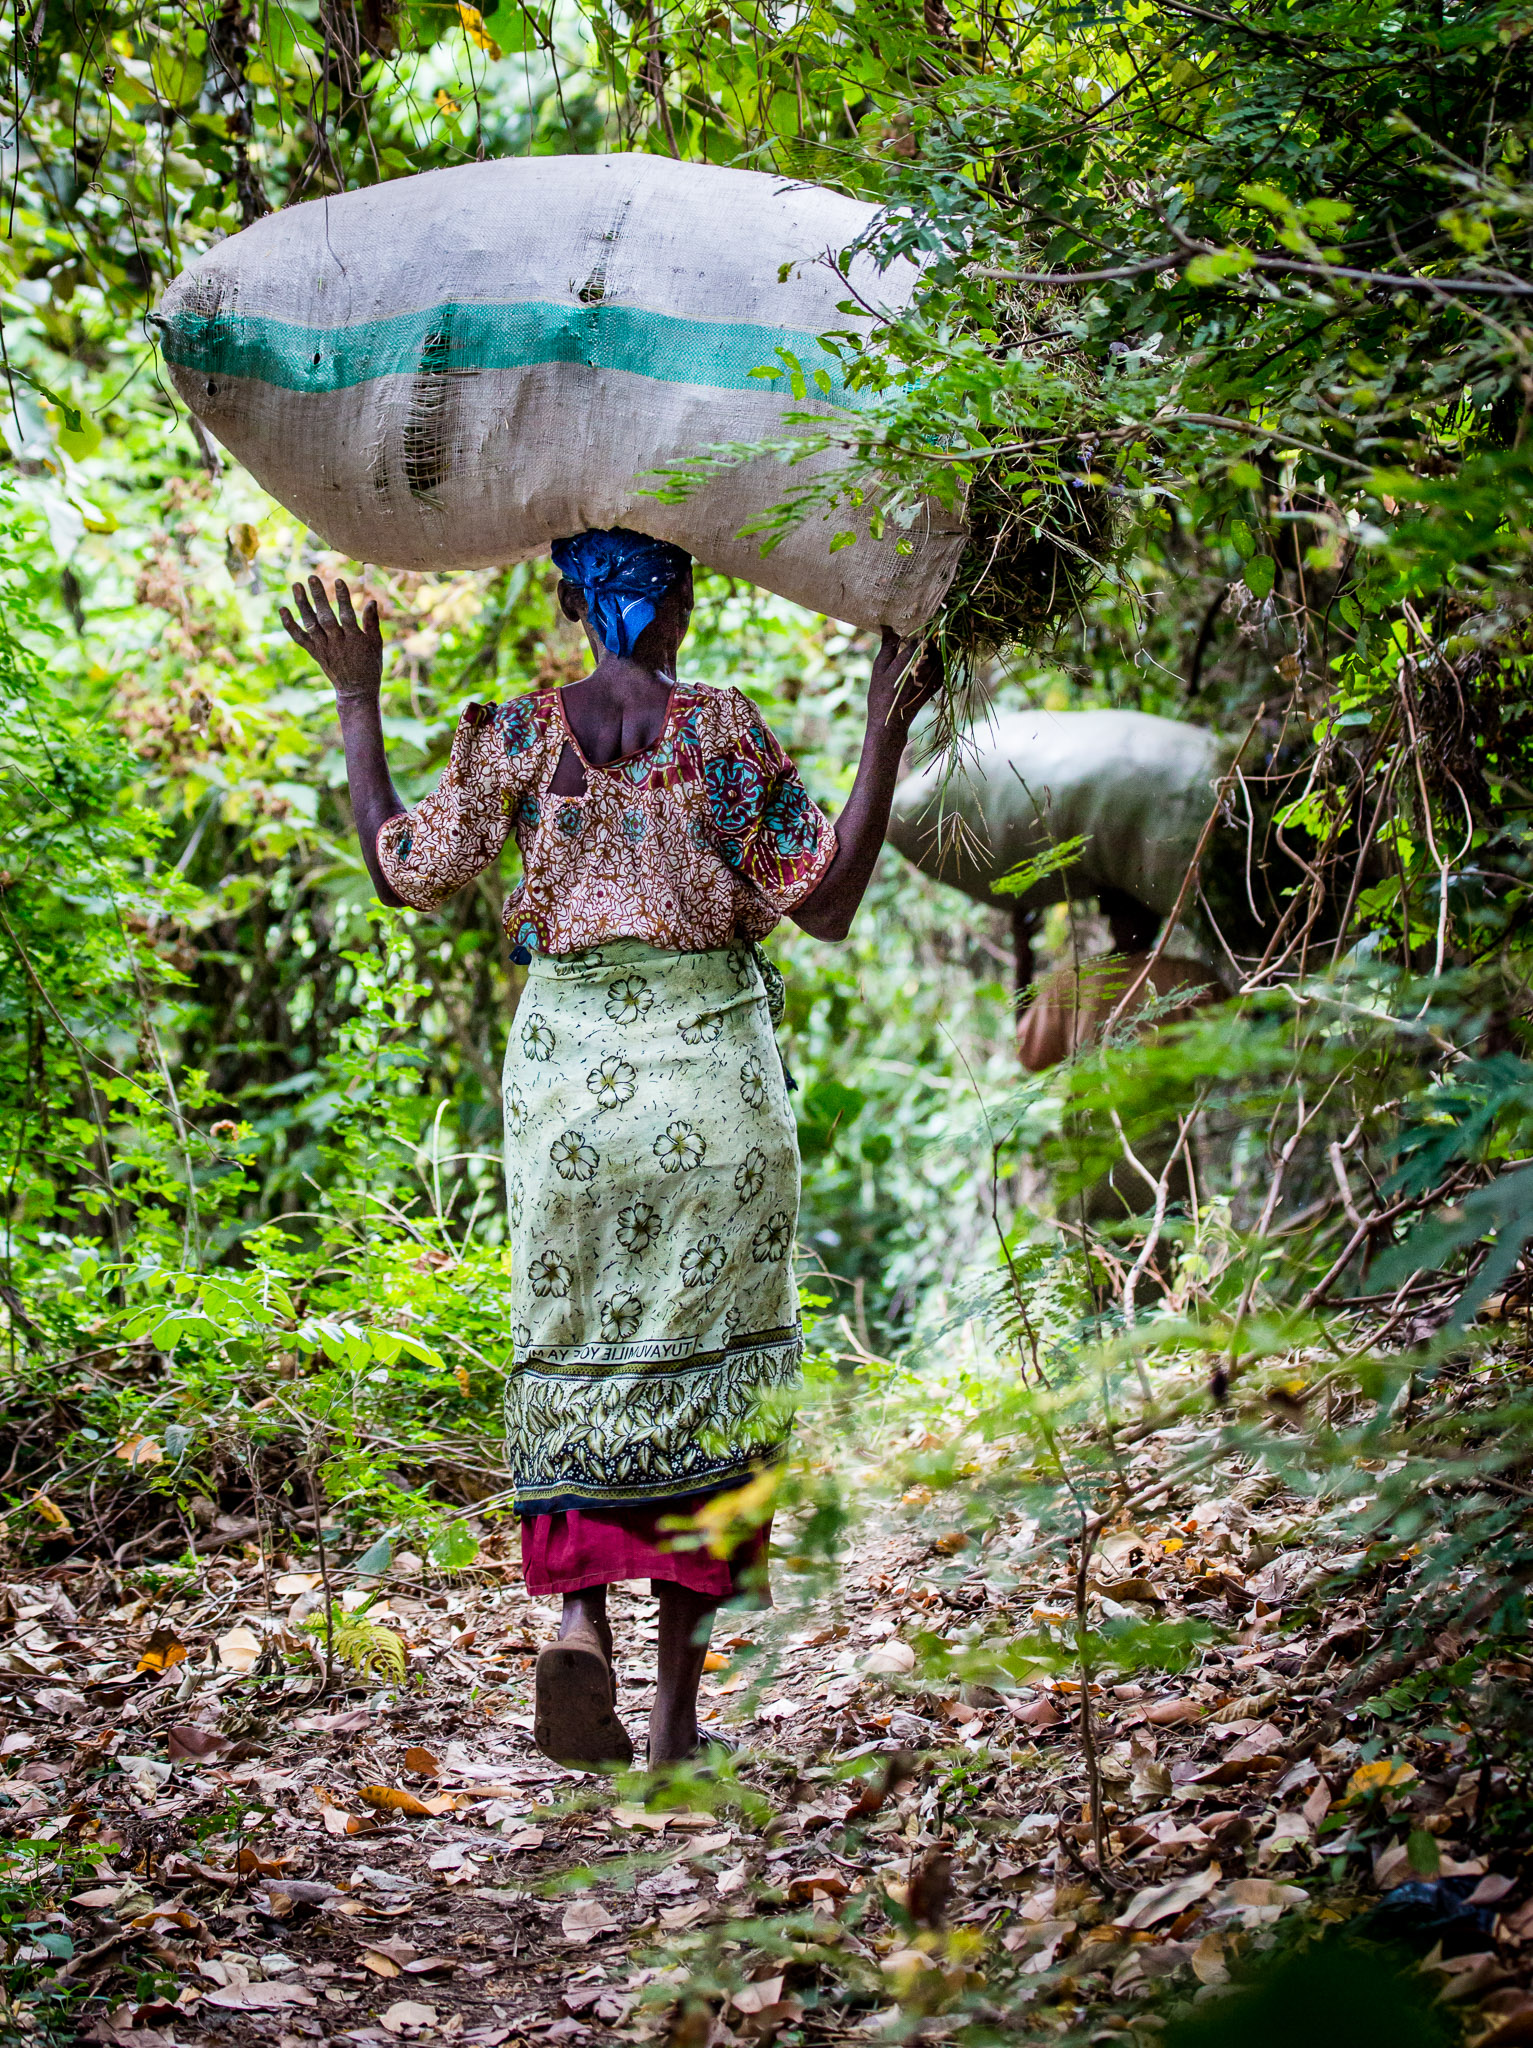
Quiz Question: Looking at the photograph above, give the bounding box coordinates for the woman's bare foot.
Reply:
[649,1583,719,1766]
[535,1586,631,1768]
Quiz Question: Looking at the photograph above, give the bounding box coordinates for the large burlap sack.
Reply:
[888,708,1232,915]
[152,154,965,633]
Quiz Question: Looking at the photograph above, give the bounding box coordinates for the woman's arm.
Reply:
[791,628,943,942]
[279,576,406,907]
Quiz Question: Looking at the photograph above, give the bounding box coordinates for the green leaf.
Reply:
[1229,518,1255,561]
[992,833,1091,899]
[1407,1828,1441,1876]
[803,1078,866,1131]
[151,47,205,106]
[1243,555,1276,600]
[428,1524,480,1570]
[1185,248,1252,285]
[352,1534,395,1576]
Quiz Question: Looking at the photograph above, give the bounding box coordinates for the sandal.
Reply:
[534,1629,634,1769]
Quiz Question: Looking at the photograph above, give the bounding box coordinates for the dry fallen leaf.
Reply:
[502,1828,545,1852]
[732,1978,786,2016]
[863,1641,916,1675]
[1191,1931,1230,1985]
[659,1900,711,1929]
[216,1625,262,1673]
[380,1999,438,2034]
[1093,1575,1164,1605]
[1347,1757,1416,1800]
[361,1952,402,1979]
[114,1434,164,1468]
[610,1806,673,1832]
[1115,1864,1221,1930]
[561,1899,618,1944]
[166,1722,226,1761]
[205,1982,316,2011]
[315,1792,354,1836]
[1302,1780,1332,1829]
[274,1572,322,1597]
[702,1651,729,1673]
[358,1785,436,1818]
[136,1627,188,1676]
[403,1746,443,1777]
[1143,1697,1201,1727]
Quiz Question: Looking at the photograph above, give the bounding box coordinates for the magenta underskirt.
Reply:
[520,1506,771,1599]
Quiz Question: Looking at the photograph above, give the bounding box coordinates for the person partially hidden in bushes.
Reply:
[885,707,1225,1071]
[280,531,940,1769]
[1016,886,1214,1073]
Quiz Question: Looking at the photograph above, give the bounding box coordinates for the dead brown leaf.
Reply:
[358,1785,436,1818]
[732,1978,785,2016]
[908,1848,953,1929]
[135,1628,187,1676]
[157,1853,242,1889]
[379,1999,437,2034]
[1143,1697,1201,1727]
[1017,1695,1066,1728]
[215,1625,262,1673]
[166,1722,226,1761]
[114,1435,163,1468]
[402,1747,442,1777]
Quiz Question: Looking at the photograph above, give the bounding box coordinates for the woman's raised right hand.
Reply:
[279,575,383,702]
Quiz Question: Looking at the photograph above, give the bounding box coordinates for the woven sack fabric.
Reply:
[153,153,966,632]
[888,709,1233,916]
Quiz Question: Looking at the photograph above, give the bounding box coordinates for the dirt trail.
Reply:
[5,1477,1532,2046]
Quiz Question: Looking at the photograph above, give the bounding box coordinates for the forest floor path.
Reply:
[5,1453,1532,2046]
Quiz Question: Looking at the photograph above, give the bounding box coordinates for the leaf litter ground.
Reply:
[4,1443,1533,2048]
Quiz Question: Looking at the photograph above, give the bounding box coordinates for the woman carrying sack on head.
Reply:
[281,530,940,1768]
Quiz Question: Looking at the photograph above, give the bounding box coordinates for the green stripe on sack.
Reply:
[158,297,860,406]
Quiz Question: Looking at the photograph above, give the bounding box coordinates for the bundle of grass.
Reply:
[939,460,1115,663]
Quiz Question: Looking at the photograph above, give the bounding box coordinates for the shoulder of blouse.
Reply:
[716,684,787,764]
[448,688,561,780]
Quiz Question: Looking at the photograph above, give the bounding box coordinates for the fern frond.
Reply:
[303,1608,409,1684]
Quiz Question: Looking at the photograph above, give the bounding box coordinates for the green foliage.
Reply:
[304,1600,409,1684]
[0,1840,98,2047]
[2,16,1533,2008]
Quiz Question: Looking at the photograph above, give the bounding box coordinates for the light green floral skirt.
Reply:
[502,940,802,1513]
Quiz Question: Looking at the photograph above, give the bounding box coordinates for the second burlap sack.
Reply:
[888,708,1233,916]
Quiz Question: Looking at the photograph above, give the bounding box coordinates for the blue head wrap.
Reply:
[551,526,692,659]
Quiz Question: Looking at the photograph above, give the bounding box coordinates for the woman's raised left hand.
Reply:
[868,626,944,736]
[279,576,383,703]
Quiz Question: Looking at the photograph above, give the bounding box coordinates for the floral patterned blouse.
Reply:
[375,679,837,955]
